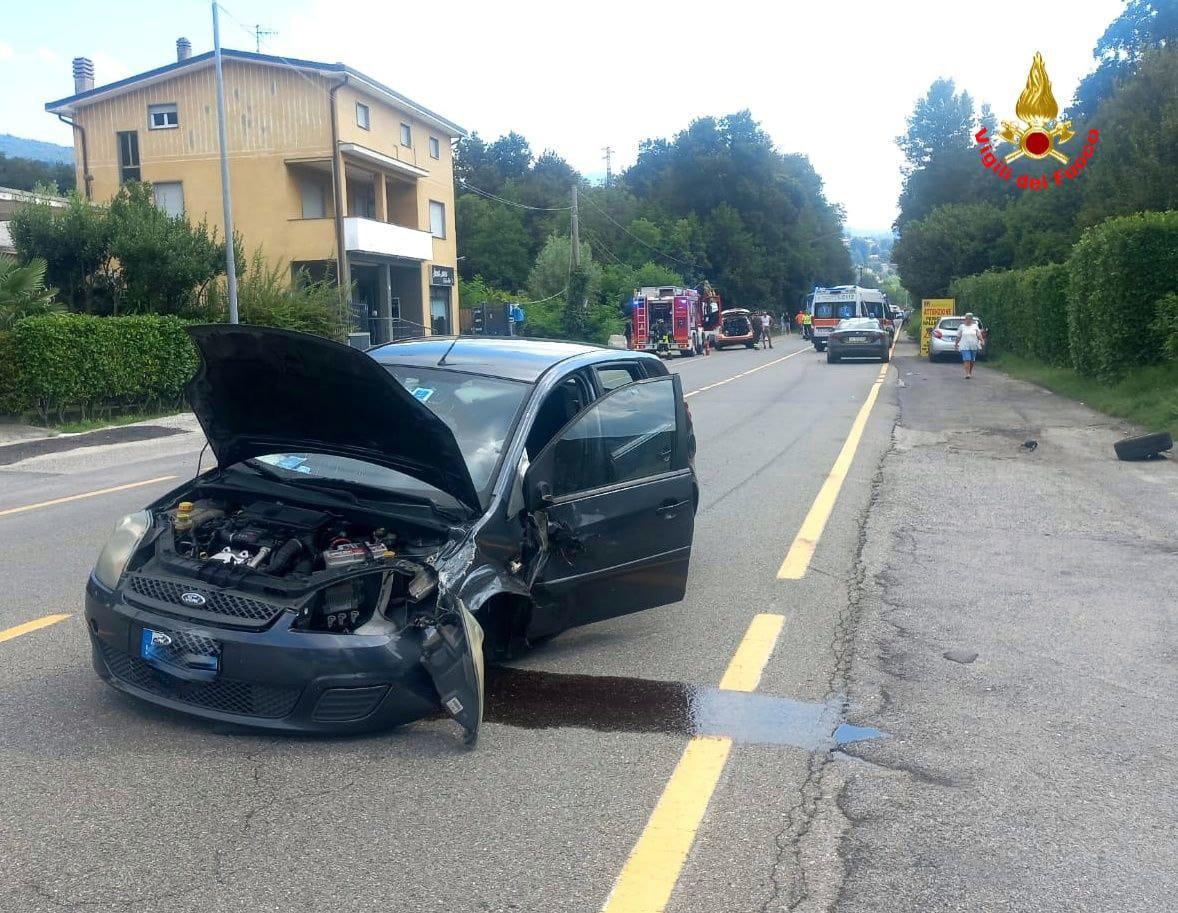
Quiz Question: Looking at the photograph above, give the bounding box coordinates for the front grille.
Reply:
[125,574,285,628]
[312,685,389,722]
[99,641,301,719]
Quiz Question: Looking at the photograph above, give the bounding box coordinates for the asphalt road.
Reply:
[1,333,1172,912]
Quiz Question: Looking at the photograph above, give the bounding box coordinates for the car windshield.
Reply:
[940,318,965,330]
[382,365,531,490]
[839,318,880,331]
[250,367,530,506]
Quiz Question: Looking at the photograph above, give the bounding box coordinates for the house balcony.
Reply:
[342,216,433,261]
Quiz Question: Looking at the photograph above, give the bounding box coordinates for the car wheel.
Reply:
[1113,431,1173,461]
[827,351,839,363]
[881,350,890,363]
[745,341,755,349]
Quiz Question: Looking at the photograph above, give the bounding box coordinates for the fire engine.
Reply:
[630,286,720,357]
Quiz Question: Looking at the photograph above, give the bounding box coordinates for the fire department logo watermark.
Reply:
[975,52,1099,190]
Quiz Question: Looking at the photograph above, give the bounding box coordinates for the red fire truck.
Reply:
[630,286,719,357]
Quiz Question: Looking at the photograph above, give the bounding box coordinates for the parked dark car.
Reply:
[85,328,698,745]
[826,317,891,363]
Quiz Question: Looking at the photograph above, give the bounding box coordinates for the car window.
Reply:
[546,378,678,498]
[595,363,643,393]
[525,373,593,460]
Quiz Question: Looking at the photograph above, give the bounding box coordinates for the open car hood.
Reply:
[185,326,482,514]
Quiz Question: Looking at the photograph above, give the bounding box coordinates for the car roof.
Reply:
[367,336,635,383]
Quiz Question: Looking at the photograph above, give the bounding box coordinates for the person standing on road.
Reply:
[801,310,812,339]
[955,312,983,379]
[759,312,773,349]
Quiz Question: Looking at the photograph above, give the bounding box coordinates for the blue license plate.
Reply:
[140,627,220,673]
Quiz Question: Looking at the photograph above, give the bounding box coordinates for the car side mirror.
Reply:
[523,468,554,513]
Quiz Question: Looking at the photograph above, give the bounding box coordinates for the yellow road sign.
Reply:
[920,299,955,355]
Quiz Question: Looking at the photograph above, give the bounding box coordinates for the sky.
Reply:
[1,0,1125,233]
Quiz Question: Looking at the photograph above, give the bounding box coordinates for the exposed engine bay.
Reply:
[145,497,446,634]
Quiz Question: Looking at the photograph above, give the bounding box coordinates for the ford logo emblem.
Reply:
[181,592,207,607]
[150,631,173,647]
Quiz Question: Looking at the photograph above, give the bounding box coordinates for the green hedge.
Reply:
[950,211,1177,377]
[1067,210,1178,379]
[2,314,198,422]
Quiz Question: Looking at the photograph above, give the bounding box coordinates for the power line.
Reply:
[458,180,573,212]
[578,193,698,268]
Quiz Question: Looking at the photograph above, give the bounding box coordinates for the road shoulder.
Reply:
[836,346,1178,911]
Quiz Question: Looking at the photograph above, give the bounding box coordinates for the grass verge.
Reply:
[988,354,1178,437]
[52,408,182,435]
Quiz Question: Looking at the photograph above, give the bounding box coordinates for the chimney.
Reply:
[176,37,192,61]
[72,57,94,94]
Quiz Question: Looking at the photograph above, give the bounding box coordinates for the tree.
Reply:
[1069,0,1178,120]
[0,154,75,194]
[107,182,226,316]
[894,79,1007,230]
[0,255,60,329]
[1078,47,1178,227]
[455,194,531,289]
[9,192,112,312]
[10,182,228,316]
[892,202,1012,302]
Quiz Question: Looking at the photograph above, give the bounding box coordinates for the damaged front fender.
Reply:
[418,594,484,747]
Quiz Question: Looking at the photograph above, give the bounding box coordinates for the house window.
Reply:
[429,200,446,238]
[429,136,440,159]
[148,103,179,129]
[117,131,140,183]
[300,177,327,219]
[356,102,370,130]
[152,181,184,217]
[400,123,412,147]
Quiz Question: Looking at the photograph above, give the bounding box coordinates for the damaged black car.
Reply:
[84,327,697,744]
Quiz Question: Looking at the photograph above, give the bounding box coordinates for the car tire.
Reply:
[881,350,890,363]
[827,352,839,364]
[1113,431,1173,461]
[745,341,755,349]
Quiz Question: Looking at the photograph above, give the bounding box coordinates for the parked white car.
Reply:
[928,316,986,361]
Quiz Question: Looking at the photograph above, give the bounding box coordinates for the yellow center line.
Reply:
[777,348,894,580]
[600,612,786,913]
[0,475,178,519]
[0,613,72,643]
[683,346,809,399]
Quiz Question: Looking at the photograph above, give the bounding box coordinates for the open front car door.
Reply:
[524,375,695,632]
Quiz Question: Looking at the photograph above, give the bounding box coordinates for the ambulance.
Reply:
[809,285,889,352]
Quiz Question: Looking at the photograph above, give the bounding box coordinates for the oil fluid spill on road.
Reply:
[484,666,885,749]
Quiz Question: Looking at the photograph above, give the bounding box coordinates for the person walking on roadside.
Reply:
[955,312,983,379]
[759,312,773,349]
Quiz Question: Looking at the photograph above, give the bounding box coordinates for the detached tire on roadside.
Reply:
[1113,431,1173,461]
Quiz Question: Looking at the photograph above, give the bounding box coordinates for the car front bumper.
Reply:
[85,575,440,733]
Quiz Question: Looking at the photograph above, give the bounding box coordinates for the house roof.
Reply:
[45,48,466,138]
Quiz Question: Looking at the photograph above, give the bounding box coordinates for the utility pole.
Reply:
[602,146,613,187]
[570,184,580,269]
[212,2,239,324]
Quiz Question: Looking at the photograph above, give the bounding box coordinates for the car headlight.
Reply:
[93,511,152,589]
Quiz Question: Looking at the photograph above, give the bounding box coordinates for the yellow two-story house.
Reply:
[47,39,464,341]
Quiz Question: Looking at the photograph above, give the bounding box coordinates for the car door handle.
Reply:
[655,498,683,519]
